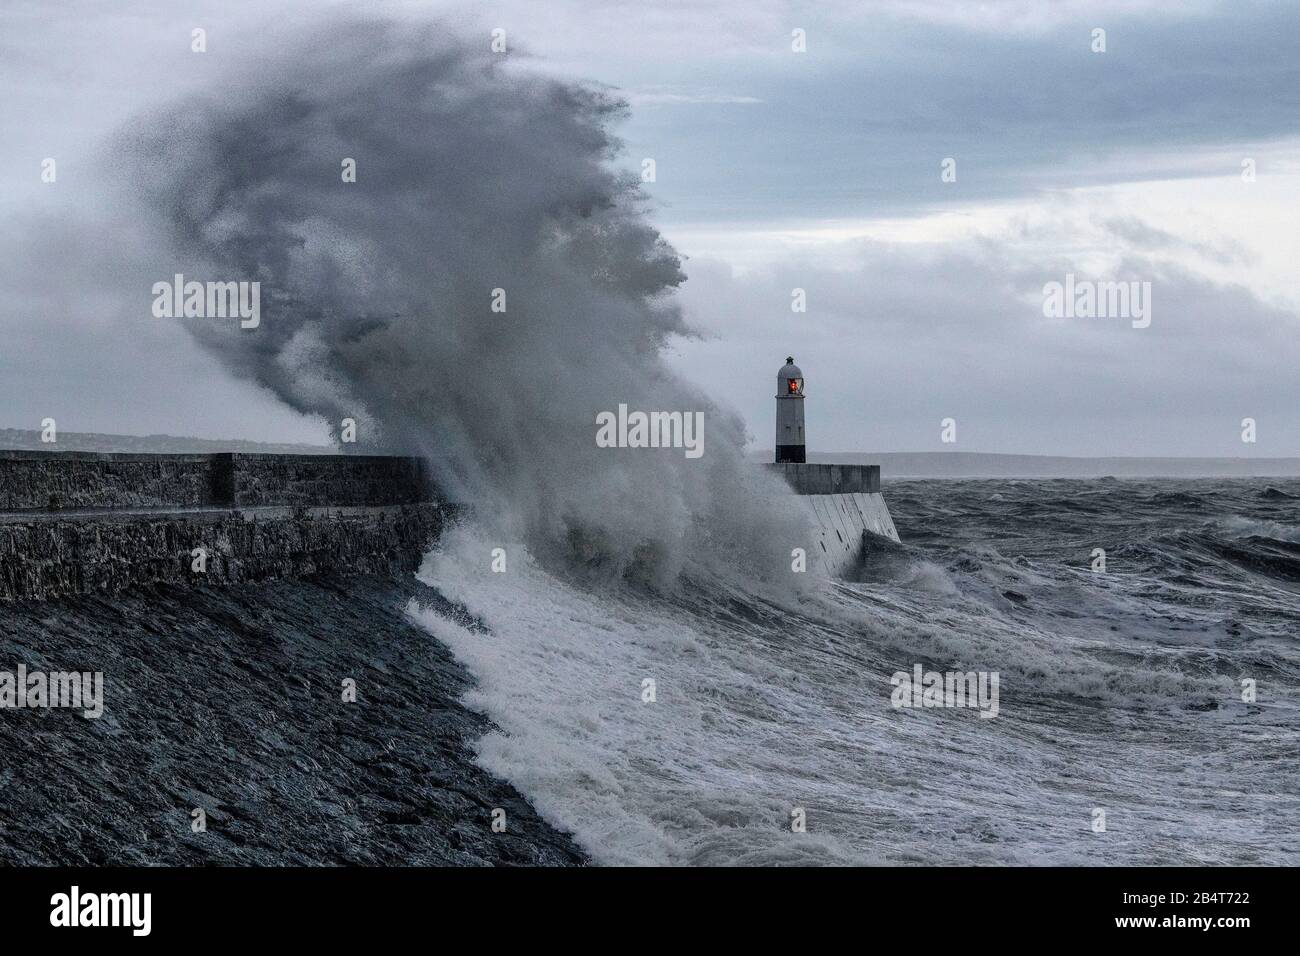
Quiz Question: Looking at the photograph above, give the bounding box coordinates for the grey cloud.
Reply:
[672,234,1300,457]
[628,0,1300,222]
[1096,216,1251,266]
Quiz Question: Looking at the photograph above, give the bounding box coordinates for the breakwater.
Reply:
[0,451,446,601]
[0,449,587,865]
[767,463,899,577]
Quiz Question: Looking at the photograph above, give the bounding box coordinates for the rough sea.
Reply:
[411,478,1300,865]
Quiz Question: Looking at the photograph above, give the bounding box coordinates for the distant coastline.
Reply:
[768,451,1300,479]
[0,428,333,456]
[8,430,1300,478]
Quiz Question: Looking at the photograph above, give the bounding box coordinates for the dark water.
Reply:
[415,478,1300,865]
[883,478,1300,682]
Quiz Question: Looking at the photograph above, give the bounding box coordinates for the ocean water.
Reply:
[409,478,1300,865]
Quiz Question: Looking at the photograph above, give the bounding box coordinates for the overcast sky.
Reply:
[2,0,1297,455]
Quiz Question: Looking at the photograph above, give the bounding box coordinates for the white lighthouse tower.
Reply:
[775,356,805,463]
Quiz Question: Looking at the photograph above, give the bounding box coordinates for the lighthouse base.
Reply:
[775,445,806,463]
[767,463,900,578]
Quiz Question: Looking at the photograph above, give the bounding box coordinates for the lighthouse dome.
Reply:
[777,357,804,396]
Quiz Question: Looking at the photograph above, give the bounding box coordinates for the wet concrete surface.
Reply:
[0,574,586,866]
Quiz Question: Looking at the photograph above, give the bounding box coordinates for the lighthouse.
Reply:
[775,356,805,463]
[766,357,901,576]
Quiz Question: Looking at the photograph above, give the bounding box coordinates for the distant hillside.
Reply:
[0,428,334,455]
[778,451,1300,478]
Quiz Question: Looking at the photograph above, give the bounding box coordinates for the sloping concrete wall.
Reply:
[768,462,899,577]
[798,492,900,577]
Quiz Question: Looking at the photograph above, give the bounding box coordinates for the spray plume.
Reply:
[123,20,809,587]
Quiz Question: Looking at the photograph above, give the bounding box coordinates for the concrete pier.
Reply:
[768,462,899,577]
[766,462,880,494]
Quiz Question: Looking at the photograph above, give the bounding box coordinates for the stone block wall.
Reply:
[0,451,432,511]
[0,451,445,601]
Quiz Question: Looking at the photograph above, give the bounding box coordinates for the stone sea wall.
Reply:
[0,451,445,601]
[0,505,447,602]
[0,451,430,511]
[0,450,588,866]
[0,452,222,511]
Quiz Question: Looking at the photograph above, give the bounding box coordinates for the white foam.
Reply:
[409,521,1296,865]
